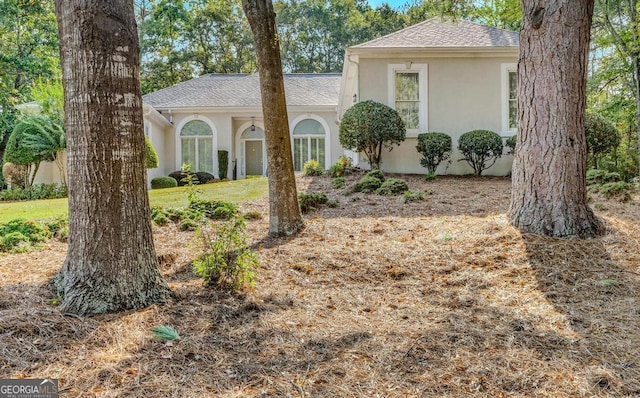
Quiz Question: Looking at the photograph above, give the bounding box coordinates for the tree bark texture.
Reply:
[510,0,604,238]
[242,0,304,236]
[54,0,170,315]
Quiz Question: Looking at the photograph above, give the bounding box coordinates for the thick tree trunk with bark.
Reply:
[54,0,170,315]
[242,0,303,236]
[510,0,604,238]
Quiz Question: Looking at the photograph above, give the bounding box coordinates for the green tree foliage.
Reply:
[339,100,406,170]
[457,129,503,176]
[416,132,452,174]
[145,136,159,169]
[4,116,53,187]
[585,112,620,169]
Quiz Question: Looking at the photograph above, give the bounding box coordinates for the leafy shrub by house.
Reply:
[327,155,352,178]
[195,171,216,184]
[298,192,328,213]
[458,130,504,176]
[339,100,406,170]
[192,217,258,290]
[416,132,452,174]
[0,219,53,251]
[375,178,409,195]
[505,135,517,155]
[302,159,323,176]
[145,136,159,169]
[365,169,385,182]
[585,112,620,169]
[218,150,229,179]
[169,170,195,186]
[150,176,178,189]
[402,190,425,202]
[210,202,238,220]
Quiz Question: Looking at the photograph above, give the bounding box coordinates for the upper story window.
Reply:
[388,63,428,134]
[292,118,326,171]
[502,64,518,132]
[180,119,214,173]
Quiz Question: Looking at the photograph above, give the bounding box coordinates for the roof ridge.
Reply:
[351,17,438,48]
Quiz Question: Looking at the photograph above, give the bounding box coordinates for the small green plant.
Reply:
[593,202,606,211]
[425,172,436,181]
[152,325,180,340]
[0,219,51,251]
[298,192,329,213]
[218,150,229,179]
[0,231,29,251]
[505,135,517,155]
[327,155,353,178]
[438,232,455,241]
[375,178,409,195]
[151,176,178,189]
[192,217,258,290]
[352,169,387,194]
[332,177,345,189]
[210,202,238,220]
[458,130,504,176]
[586,169,621,185]
[416,132,452,174]
[179,218,198,231]
[327,199,339,208]
[365,169,385,182]
[403,190,425,202]
[302,159,323,176]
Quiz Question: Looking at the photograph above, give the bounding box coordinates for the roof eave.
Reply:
[348,46,519,58]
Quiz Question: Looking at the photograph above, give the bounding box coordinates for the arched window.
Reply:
[292,119,326,171]
[181,120,213,173]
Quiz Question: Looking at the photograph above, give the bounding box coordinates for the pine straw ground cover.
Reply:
[1,172,639,397]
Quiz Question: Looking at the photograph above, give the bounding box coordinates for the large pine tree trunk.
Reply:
[510,0,604,238]
[242,0,303,236]
[54,0,170,315]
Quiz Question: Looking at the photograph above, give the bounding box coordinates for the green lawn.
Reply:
[0,177,268,224]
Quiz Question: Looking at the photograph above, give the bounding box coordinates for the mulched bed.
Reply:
[1,172,639,397]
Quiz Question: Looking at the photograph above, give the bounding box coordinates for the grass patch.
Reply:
[0,177,268,223]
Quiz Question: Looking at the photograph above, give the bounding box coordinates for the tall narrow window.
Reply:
[292,119,326,171]
[180,120,213,173]
[508,71,517,130]
[388,64,427,133]
[395,72,420,130]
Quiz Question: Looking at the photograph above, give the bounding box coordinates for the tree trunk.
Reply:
[54,0,170,315]
[510,0,604,238]
[242,0,303,236]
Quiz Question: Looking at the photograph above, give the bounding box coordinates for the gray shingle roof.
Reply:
[352,17,519,49]
[143,73,341,109]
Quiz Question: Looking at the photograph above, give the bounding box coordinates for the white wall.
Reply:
[357,55,517,175]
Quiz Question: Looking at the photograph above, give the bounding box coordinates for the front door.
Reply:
[245,140,263,176]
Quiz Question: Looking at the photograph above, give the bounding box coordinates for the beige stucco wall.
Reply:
[356,55,517,175]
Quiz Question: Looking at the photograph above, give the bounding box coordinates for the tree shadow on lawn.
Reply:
[522,232,640,395]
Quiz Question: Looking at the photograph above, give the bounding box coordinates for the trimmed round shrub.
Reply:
[353,175,383,193]
[365,169,385,182]
[339,100,406,170]
[169,170,194,186]
[458,130,504,176]
[195,171,216,184]
[151,176,178,189]
[375,178,409,195]
[585,112,620,169]
[416,132,452,174]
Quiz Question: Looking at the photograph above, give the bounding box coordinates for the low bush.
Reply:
[353,176,382,193]
[218,150,229,179]
[169,170,194,186]
[302,159,323,176]
[210,202,238,220]
[151,176,178,189]
[403,190,425,202]
[586,169,621,185]
[298,192,328,213]
[375,178,409,195]
[0,219,54,252]
[365,169,385,182]
[327,155,353,178]
[425,172,436,181]
[192,217,258,290]
[505,135,517,155]
[0,183,67,201]
[195,172,216,184]
[179,218,198,231]
[242,211,262,221]
[332,177,345,188]
[458,130,503,176]
[589,181,634,202]
[416,132,452,174]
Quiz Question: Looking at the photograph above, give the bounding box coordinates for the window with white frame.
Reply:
[388,64,427,133]
[180,120,214,173]
[502,64,518,132]
[292,119,326,171]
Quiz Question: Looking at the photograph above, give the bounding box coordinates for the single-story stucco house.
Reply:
[34,17,519,185]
